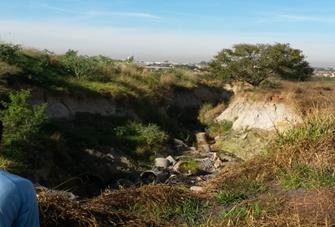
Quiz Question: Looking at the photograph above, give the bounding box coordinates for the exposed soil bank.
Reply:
[217,94,302,131]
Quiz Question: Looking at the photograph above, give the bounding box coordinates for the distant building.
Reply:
[313,68,335,78]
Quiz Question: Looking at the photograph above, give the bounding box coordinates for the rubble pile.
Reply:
[140,132,242,191]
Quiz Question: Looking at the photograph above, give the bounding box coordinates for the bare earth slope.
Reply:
[217,95,302,131]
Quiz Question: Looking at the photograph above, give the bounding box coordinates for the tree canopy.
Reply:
[209,43,314,86]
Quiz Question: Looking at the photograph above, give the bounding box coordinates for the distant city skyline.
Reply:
[0,0,335,66]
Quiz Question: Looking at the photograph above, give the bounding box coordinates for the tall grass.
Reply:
[277,108,335,145]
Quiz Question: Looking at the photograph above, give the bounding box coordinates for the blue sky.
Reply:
[0,0,335,66]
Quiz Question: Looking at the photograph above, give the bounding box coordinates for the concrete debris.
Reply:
[166,155,177,166]
[155,158,170,169]
[141,170,170,184]
[196,132,208,145]
[173,138,189,151]
[36,186,78,201]
[196,158,215,173]
[200,144,212,153]
[190,186,204,193]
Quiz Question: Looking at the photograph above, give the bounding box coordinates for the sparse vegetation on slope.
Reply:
[204,108,335,226]
[1,42,334,226]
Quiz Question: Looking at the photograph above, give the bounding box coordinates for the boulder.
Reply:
[155,158,170,169]
[190,186,204,193]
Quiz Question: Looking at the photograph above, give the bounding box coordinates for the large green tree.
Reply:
[209,43,313,86]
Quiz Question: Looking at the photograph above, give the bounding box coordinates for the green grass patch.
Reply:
[207,120,233,137]
[216,191,247,206]
[279,164,335,190]
[161,198,208,225]
[222,202,263,220]
[277,113,334,145]
[217,178,267,207]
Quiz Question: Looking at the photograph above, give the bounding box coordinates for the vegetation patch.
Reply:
[207,120,233,137]
[279,164,335,190]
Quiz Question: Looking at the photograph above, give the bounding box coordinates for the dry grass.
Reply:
[203,189,335,227]
[38,185,193,226]
[202,108,335,226]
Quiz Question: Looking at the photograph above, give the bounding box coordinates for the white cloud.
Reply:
[257,11,335,23]
[0,20,334,66]
[34,3,160,19]
[275,14,335,23]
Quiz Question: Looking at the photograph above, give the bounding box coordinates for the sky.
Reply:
[0,0,335,66]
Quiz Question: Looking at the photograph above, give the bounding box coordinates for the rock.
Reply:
[172,161,184,173]
[214,158,225,168]
[155,158,170,169]
[105,153,115,161]
[166,156,177,166]
[190,147,197,151]
[190,186,204,193]
[141,170,170,184]
[36,186,78,200]
[196,132,208,145]
[196,158,215,173]
[196,176,206,182]
[200,144,212,153]
[173,138,189,151]
[120,156,132,167]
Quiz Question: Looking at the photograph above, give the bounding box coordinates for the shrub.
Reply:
[198,103,226,125]
[198,103,213,125]
[259,79,283,89]
[61,50,97,79]
[114,121,168,157]
[207,120,233,137]
[0,43,21,64]
[1,89,47,159]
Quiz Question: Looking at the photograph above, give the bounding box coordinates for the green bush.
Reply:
[114,121,168,157]
[0,43,21,64]
[1,89,47,159]
[207,120,233,137]
[259,79,283,89]
[198,103,214,125]
[61,50,98,79]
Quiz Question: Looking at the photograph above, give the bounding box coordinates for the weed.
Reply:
[1,89,47,160]
[180,161,199,175]
[279,164,335,190]
[163,199,207,225]
[221,178,267,196]
[207,120,233,137]
[222,202,263,220]
[216,191,247,206]
[277,110,334,145]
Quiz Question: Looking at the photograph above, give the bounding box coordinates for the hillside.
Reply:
[1,43,335,226]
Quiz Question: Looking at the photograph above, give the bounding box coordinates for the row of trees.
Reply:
[209,43,314,86]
